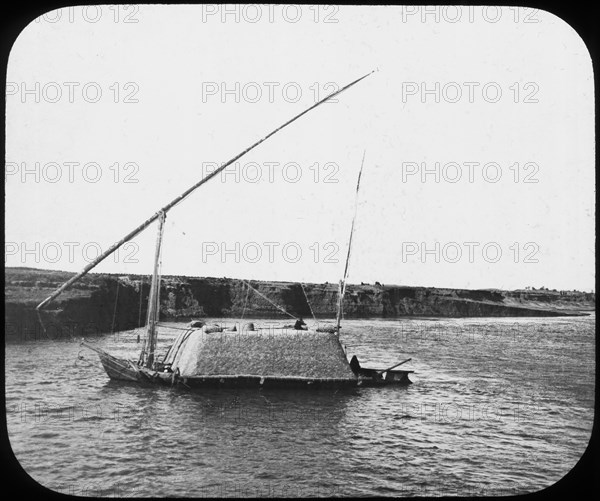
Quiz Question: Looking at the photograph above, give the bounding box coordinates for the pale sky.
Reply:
[5,5,595,291]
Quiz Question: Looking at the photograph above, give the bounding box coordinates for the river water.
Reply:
[5,315,595,497]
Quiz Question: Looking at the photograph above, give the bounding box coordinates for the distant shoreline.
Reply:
[5,267,594,340]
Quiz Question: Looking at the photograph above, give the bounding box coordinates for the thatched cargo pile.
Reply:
[168,327,356,381]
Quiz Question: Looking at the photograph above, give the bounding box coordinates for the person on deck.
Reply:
[294,318,308,330]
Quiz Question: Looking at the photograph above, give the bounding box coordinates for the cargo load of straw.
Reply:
[170,328,356,380]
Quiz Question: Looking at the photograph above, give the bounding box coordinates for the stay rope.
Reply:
[300,282,318,327]
[241,280,297,320]
[111,280,120,334]
[239,281,251,322]
[137,276,144,328]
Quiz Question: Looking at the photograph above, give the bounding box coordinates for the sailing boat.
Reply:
[36,71,413,388]
[80,211,167,384]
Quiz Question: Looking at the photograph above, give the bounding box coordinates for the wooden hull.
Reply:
[82,341,157,383]
[83,343,412,389]
[96,360,358,389]
[176,375,358,389]
[98,352,141,382]
[98,363,410,389]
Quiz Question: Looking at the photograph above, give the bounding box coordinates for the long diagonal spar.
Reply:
[36,70,374,311]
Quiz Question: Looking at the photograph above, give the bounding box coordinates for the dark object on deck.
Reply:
[189,319,205,328]
[350,355,361,373]
[294,318,308,330]
[202,325,223,334]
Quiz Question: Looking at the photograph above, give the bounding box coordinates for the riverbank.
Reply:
[5,267,594,340]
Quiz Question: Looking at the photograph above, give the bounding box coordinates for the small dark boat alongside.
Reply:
[350,355,414,386]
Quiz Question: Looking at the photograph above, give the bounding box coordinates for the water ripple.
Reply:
[6,315,595,496]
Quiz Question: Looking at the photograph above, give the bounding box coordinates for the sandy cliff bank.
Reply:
[5,267,594,340]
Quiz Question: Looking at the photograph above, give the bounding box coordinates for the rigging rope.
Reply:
[111,280,120,334]
[137,276,144,328]
[239,281,251,322]
[241,280,297,320]
[300,282,318,327]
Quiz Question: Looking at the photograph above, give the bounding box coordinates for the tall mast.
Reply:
[139,211,166,368]
[335,150,367,334]
[35,70,374,313]
[335,279,344,334]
